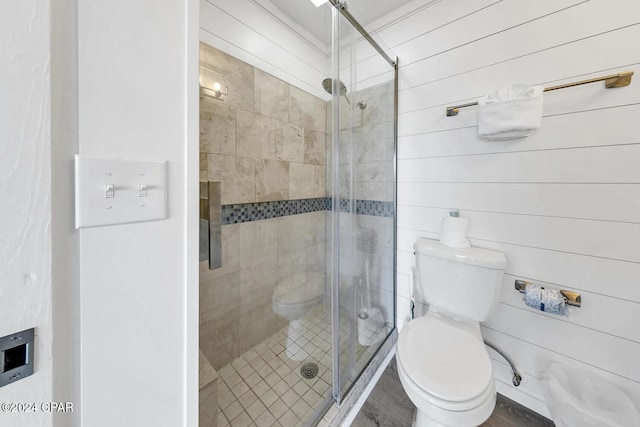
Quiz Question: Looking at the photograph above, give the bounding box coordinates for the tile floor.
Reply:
[216,303,382,427]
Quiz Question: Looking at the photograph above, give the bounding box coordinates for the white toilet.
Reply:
[272,276,324,361]
[397,238,507,427]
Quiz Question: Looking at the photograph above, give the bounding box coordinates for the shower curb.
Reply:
[319,328,398,427]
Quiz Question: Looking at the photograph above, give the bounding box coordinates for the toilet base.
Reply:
[411,408,449,427]
[285,319,309,361]
[402,377,495,427]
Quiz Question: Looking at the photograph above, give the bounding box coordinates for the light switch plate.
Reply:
[75,155,167,228]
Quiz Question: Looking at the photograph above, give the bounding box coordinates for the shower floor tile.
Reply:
[215,303,382,427]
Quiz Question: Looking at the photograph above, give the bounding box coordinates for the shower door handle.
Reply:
[199,181,222,270]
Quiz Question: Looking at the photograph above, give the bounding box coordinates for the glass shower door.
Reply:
[330,4,397,402]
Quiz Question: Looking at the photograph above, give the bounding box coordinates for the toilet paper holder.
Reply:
[515,280,581,307]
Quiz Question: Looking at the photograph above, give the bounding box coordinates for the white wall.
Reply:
[51,0,82,424]
[0,1,53,426]
[382,0,640,417]
[77,1,199,426]
[200,0,330,99]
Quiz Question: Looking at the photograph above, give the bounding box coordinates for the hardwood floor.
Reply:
[351,358,415,427]
[351,358,555,427]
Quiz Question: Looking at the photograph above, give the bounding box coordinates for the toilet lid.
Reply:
[397,314,493,403]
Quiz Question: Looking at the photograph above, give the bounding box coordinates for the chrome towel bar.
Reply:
[446,70,634,116]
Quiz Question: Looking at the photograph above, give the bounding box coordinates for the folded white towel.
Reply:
[478,84,544,140]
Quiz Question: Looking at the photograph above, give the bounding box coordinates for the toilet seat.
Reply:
[397,313,494,411]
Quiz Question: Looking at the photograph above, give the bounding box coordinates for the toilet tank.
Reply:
[414,238,507,322]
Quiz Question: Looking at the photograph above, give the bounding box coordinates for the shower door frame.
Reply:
[328,0,399,406]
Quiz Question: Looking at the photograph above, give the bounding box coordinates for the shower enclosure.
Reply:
[199,1,397,425]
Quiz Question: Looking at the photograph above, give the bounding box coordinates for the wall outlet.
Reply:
[0,328,34,388]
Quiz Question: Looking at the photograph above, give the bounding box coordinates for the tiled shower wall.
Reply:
[199,42,329,370]
[336,81,396,324]
[199,43,327,204]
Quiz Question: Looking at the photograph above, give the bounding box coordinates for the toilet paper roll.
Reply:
[439,215,471,248]
[524,285,568,316]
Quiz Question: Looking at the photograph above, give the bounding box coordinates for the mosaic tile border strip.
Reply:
[222,198,330,224]
[222,198,394,225]
[355,199,394,218]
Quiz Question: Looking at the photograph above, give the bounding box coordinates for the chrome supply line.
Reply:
[327,0,396,68]
[484,340,522,387]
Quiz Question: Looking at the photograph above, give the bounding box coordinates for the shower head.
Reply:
[321,78,367,109]
[322,78,347,96]
[322,78,350,105]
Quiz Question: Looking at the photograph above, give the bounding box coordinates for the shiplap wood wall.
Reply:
[380,0,640,417]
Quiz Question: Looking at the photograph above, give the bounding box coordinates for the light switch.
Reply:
[105,184,115,198]
[75,155,167,228]
[138,184,148,197]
